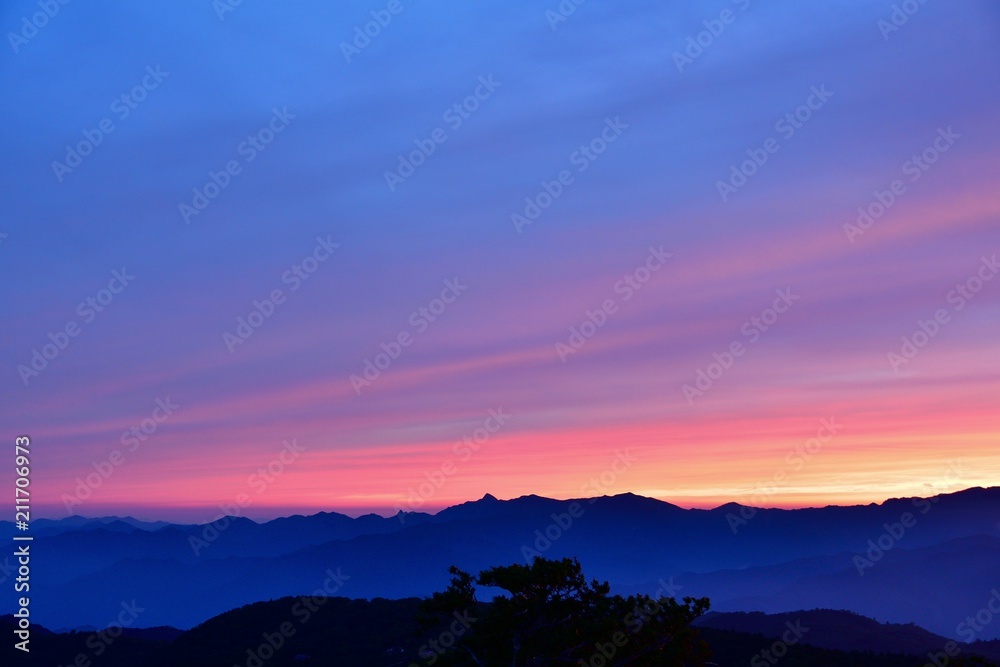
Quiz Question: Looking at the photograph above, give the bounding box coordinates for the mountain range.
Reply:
[3,487,998,638]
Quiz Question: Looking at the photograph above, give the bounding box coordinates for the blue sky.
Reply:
[1,0,998,520]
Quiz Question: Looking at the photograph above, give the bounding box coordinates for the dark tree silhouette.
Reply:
[419,556,711,666]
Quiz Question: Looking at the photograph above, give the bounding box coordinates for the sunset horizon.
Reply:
[3,1,999,663]
[40,483,992,525]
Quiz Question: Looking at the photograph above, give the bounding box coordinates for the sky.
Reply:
[1,0,998,523]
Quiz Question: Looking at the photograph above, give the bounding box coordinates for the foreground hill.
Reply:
[4,603,998,667]
[2,487,997,633]
[698,609,1000,662]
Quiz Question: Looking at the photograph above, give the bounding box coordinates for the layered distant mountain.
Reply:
[2,487,998,637]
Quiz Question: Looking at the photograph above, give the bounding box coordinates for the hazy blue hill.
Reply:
[1,515,174,538]
[727,535,1000,640]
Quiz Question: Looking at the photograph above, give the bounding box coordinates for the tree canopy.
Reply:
[419,556,710,666]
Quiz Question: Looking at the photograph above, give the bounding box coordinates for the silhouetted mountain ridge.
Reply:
[3,487,996,635]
